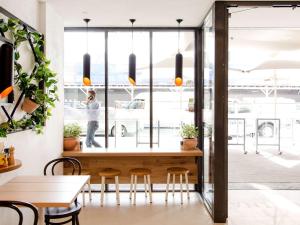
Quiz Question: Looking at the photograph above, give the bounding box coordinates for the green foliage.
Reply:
[180,124,199,139]
[0,18,58,134]
[64,124,82,138]
[0,128,7,138]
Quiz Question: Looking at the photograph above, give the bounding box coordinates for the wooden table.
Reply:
[0,175,89,225]
[63,148,202,184]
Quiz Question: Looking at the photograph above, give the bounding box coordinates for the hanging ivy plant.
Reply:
[0,18,58,136]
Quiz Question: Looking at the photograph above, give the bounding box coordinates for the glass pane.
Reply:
[153,32,195,148]
[108,32,150,148]
[202,10,215,207]
[64,32,105,148]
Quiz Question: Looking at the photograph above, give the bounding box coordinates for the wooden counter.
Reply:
[62,148,202,184]
[63,148,202,157]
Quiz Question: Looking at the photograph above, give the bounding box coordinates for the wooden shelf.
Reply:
[0,159,22,174]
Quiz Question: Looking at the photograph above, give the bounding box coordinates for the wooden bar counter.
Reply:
[62,148,202,184]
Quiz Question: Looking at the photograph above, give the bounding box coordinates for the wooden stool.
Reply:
[129,168,152,205]
[165,167,190,204]
[81,171,92,206]
[65,171,92,207]
[98,168,121,206]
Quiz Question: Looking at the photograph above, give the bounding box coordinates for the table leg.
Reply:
[38,207,44,225]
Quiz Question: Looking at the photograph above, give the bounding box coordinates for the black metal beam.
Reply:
[225,1,300,7]
[65,27,198,32]
[105,31,109,147]
[149,31,153,148]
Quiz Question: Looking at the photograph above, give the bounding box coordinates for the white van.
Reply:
[64,91,195,137]
[115,91,195,129]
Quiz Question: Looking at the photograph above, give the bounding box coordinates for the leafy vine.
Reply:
[0,18,58,137]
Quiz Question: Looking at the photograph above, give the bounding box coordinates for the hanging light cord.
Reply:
[131,22,134,53]
[84,18,90,53]
[86,20,89,53]
[177,19,183,53]
[130,19,135,53]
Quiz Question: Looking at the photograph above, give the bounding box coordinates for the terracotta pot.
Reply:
[64,137,79,151]
[182,138,198,151]
[21,98,39,114]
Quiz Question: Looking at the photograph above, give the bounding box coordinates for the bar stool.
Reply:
[165,167,190,204]
[98,168,121,206]
[81,171,92,206]
[129,168,152,205]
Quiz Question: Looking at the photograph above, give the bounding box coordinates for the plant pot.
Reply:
[21,98,39,114]
[181,138,198,151]
[64,137,79,151]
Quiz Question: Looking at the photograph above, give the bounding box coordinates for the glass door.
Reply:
[202,9,215,209]
[201,2,228,223]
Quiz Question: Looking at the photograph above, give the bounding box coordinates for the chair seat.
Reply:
[167,167,189,175]
[129,168,151,176]
[98,168,121,177]
[45,202,81,219]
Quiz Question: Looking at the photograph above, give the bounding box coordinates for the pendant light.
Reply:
[83,18,91,86]
[175,19,183,86]
[128,19,136,86]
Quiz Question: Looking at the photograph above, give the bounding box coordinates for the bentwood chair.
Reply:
[0,201,38,225]
[43,157,83,225]
[44,157,92,206]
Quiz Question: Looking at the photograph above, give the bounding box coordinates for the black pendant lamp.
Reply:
[129,19,136,86]
[175,19,183,86]
[83,18,91,86]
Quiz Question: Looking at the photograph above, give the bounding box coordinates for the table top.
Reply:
[0,159,22,174]
[63,148,203,157]
[0,175,89,207]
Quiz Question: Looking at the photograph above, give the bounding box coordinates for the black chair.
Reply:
[43,157,82,176]
[0,201,38,225]
[43,157,82,225]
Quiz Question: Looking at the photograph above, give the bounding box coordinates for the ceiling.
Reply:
[228,7,300,84]
[47,0,213,27]
[229,7,300,28]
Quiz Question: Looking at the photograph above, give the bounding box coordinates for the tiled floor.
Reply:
[79,192,215,225]
[78,190,300,225]
[4,190,299,224]
[228,190,300,225]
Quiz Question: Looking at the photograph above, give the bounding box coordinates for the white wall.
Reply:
[0,0,64,184]
[0,1,64,224]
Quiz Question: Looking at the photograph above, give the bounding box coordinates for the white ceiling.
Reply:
[47,0,213,27]
[229,7,300,28]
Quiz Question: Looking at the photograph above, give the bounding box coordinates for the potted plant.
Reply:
[180,124,199,150]
[64,123,82,151]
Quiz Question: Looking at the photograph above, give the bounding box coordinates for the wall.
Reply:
[0,0,64,224]
[0,0,64,188]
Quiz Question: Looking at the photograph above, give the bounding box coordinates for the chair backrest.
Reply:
[43,157,82,176]
[0,201,38,225]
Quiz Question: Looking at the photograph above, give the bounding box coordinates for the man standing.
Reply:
[86,90,101,148]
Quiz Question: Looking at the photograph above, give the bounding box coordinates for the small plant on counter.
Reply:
[180,124,199,151]
[63,124,82,151]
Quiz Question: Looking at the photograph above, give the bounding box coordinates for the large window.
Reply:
[153,32,195,148]
[64,30,195,149]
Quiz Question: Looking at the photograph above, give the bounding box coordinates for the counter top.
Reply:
[62,148,202,157]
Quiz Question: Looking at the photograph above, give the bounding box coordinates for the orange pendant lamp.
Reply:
[83,18,91,86]
[0,42,14,102]
[175,19,183,86]
[128,19,136,86]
